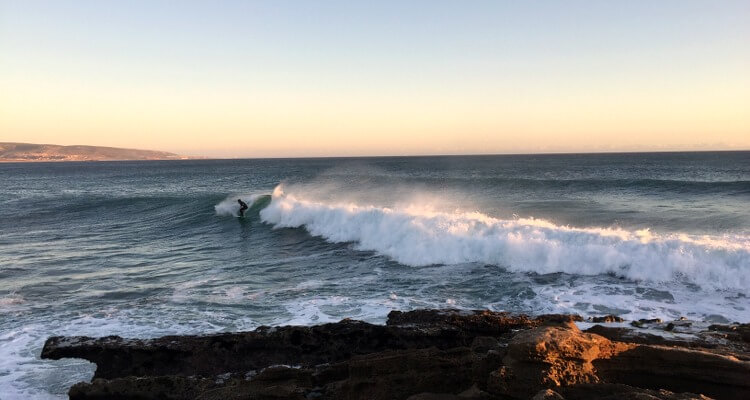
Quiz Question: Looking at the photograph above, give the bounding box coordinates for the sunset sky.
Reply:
[1,0,749,157]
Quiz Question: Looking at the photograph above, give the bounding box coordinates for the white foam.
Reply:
[277,294,405,326]
[0,307,265,400]
[260,185,750,291]
[214,194,263,217]
[0,293,26,312]
[170,277,218,303]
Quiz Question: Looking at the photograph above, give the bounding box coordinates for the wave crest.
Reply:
[259,185,750,291]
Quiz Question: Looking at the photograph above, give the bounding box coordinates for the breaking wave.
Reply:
[259,185,750,291]
[214,194,272,217]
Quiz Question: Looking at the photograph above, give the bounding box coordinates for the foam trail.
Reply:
[260,185,750,291]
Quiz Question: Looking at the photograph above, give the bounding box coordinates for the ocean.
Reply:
[1,152,749,399]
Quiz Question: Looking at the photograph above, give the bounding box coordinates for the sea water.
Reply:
[1,152,749,398]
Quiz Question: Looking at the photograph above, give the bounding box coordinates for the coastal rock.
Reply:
[324,347,480,400]
[590,315,625,323]
[489,324,635,398]
[708,323,750,343]
[531,389,565,400]
[585,325,688,347]
[631,318,663,328]
[560,383,713,399]
[42,312,528,380]
[595,344,750,399]
[42,309,750,400]
[386,309,582,333]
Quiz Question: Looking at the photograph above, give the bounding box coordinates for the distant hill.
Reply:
[0,142,192,162]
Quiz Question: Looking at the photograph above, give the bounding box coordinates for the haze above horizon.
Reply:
[1,1,748,158]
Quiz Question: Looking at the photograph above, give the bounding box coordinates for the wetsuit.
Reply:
[238,199,249,217]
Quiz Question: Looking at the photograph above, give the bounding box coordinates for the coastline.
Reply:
[42,309,750,400]
[0,158,196,163]
[0,142,196,162]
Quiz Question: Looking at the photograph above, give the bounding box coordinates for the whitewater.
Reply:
[250,185,750,291]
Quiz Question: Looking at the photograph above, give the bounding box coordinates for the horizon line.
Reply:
[4,148,748,164]
[190,148,750,161]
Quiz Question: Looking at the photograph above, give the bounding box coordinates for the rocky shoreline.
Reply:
[42,309,750,400]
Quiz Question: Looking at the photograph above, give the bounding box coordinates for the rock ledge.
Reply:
[42,309,750,400]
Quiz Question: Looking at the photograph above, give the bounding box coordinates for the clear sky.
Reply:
[1,1,748,157]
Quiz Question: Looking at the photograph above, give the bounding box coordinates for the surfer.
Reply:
[237,199,248,217]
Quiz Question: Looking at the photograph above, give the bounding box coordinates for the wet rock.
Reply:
[708,323,750,343]
[584,325,699,348]
[386,309,581,334]
[560,383,712,399]
[631,318,663,328]
[456,384,491,399]
[406,386,491,400]
[43,318,481,379]
[536,314,585,326]
[406,394,464,400]
[590,315,624,323]
[325,347,479,400]
[595,343,750,399]
[532,389,566,399]
[42,309,750,400]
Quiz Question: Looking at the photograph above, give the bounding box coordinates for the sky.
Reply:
[1,1,749,158]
